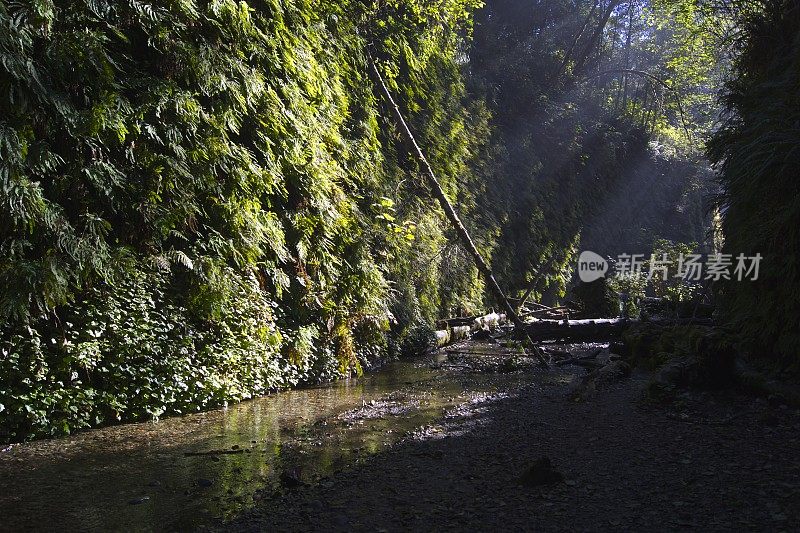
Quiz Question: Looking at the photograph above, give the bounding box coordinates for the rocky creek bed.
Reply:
[0,344,557,532]
[218,344,800,532]
[2,340,799,532]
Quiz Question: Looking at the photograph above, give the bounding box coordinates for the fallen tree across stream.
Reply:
[434,315,714,349]
[526,318,629,343]
[526,317,713,343]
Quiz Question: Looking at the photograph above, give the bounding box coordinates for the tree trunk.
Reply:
[552,1,598,84]
[526,317,713,343]
[621,2,635,110]
[369,58,548,367]
[572,0,621,78]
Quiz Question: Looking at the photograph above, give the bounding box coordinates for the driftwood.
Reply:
[509,298,551,312]
[554,348,604,367]
[435,312,507,347]
[473,312,505,330]
[541,347,571,358]
[438,312,510,329]
[525,305,569,315]
[435,325,471,347]
[525,306,573,320]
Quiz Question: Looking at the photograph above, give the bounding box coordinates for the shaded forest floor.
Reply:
[219,366,800,532]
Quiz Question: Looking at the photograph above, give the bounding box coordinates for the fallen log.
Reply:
[527,317,713,343]
[527,318,629,342]
[434,312,508,348]
[436,316,478,329]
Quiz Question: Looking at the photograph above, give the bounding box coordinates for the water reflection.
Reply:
[0,358,543,531]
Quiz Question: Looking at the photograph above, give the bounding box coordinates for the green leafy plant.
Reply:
[0,0,489,441]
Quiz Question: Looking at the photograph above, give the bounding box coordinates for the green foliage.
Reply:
[399,322,436,359]
[0,266,285,440]
[572,278,618,318]
[708,0,800,367]
[469,1,716,306]
[0,0,749,442]
[0,0,487,441]
[608,271,648,318]
[624,322,739,388]
[649,239,700,303]
[602,239,700,318]
[641,0,721,142]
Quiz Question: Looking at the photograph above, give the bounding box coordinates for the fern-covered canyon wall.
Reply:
[0,0,490,441]
[709,0,800,368]
[2,0,775,443]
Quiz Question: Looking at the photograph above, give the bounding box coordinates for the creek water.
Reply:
[0,355,558,531]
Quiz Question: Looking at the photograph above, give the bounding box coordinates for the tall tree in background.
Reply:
[468,0,719,304]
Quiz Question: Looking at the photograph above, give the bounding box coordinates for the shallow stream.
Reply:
[0,354,561,531]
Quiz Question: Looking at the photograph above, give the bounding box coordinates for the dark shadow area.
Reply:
[221,370,800,532]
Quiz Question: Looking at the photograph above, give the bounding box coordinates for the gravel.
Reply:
[220,371,800,532]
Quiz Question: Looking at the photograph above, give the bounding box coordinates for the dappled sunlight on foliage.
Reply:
[0,0,488,440]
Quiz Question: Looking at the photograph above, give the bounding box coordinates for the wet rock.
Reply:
[308,499,324,510]
[595,360,632,386]
[768,393,788,407]
[658,359,694,386]
[412,449,444,460]
[519,457,564,487]
[758,412,780,427]
[333,514,351,528]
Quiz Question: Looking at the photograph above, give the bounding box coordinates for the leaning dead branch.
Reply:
[369,56,548,367]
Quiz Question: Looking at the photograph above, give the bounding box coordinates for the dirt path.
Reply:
[219,371,800,532]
